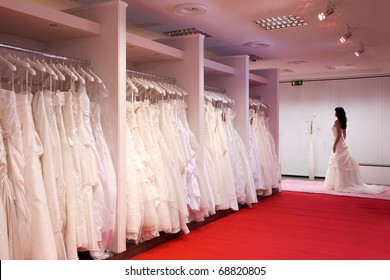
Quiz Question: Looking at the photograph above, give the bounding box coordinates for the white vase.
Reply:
[308,135,315,180]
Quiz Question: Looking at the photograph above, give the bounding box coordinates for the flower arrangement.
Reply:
[306,113,321,135]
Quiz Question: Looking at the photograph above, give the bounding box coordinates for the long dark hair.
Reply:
[335,107,347,129]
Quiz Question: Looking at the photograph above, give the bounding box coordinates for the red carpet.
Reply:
[131,191,390,260]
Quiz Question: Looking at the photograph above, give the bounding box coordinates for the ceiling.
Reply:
[33,0,390,81]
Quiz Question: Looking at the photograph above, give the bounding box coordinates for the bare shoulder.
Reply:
[334,119,340,127]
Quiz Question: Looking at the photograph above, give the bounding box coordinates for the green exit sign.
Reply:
[291,80,303,86]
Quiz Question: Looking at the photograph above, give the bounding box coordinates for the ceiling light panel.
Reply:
[254,15,308,30]
[163,28,213,37]
[327,64,357,70]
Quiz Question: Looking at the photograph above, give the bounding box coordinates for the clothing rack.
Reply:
[250,98,269,110]
[249,98,269,117]
[204,85,226,94]
[0,43,90,65]
[204,86,234,107]
[126,69,176,84]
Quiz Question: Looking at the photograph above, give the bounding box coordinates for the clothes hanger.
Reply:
[34,58,58,80]
[173,84,188,96]
[130,76,149,89]
[4,53,36,76]
[77,66,94,82]
[139,77,159,92]
[69,65,85,85]
[56,63,78,81]
[165,82,182,97]
[147,79,165,95]
[0,54,17,72]
[87,67,103,84]
[49,61,66,81]
[23,57,47,73]
[126,77,138,93]
[158,82,174,95]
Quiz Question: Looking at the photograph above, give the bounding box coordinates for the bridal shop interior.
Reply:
[0,0,389,260]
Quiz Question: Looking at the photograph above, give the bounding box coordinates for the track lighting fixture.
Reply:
[354,44,365,56]
[339,26,353,43]
[249,54,262,62]
[318,1,336,21]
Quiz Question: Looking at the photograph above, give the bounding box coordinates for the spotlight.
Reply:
[249,54,262,62]
[318,1,336,21]
[339,26,353,43]
[354,44,365,56]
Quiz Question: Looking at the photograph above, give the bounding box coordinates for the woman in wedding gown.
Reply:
[324,107,384,194]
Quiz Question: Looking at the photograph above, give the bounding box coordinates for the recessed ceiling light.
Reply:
[173,3,208,15]
[287,60,308,65]
[244,41,271,48]
[254,15,308,30]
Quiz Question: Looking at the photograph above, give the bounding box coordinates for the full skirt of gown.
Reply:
[324,127,384,194]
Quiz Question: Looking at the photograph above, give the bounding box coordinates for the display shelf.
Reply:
[0,0,100,42]
[126,32,184,63]
[249,72,268,85]
[204,58,236,76]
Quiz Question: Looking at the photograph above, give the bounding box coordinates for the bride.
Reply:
[324,107,384,194]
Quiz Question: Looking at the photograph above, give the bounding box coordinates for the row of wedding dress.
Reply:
[0,52,116,260]
[124,76,282,243]
[249,99,281,195]
[204,91,258,211]
[125,76,216,243]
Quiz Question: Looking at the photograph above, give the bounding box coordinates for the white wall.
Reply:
[279,76,390,177]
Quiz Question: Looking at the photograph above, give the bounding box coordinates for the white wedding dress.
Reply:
[324,126,384,194]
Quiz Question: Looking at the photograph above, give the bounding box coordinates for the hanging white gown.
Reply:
[248,111,265,193]
[204,102,225,209]
[174,100,201,212]
[126,101,160,241]
[62,90,88,249]
[324,126,384,194]
[204,102,238,211]
[136,100,173,233]
[158,101,189,233]
[53,91,78,260]
[177,100,214,221]
[72,85,100,251]
[0,125,10,260]
[16,92,58,260]
[257,114,280,193]
[43,90,67,233]
[149,102,181,233]
[223,108,247,204]
[215,108,239,210]
[78,85,107,257]
[90,101,117,257]
[32,90,67,259]
[225,108,258,205]
[125,106,144,243]
[249,111,280,195]
[0,89,31,260]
